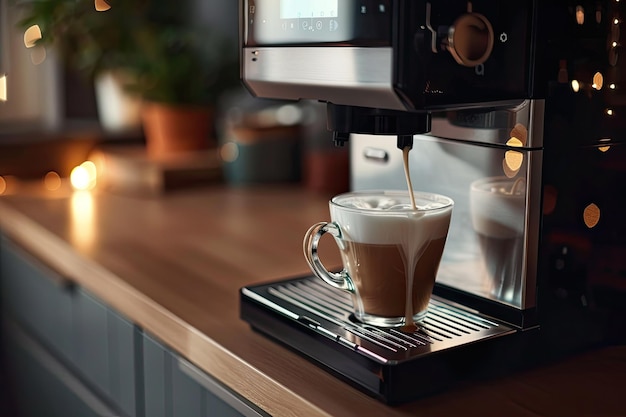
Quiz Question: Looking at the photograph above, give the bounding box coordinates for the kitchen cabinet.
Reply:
[3,320,121,417]
[0,234,76,363]
[0,233,268,417]
[74,288,139,417]
[143,332,269,417]
[0,234,137,417]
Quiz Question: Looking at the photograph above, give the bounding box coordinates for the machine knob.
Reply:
[447,13,494,67]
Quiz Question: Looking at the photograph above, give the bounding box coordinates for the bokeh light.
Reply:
[94,0,111,11]
[0,75,6,101]
[583,203,601,229]
[592,72,604,90]
[70,161,98,190]
[23,25,42,48]
[43,171,62,191]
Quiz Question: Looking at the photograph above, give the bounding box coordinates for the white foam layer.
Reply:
[330,192,453,244]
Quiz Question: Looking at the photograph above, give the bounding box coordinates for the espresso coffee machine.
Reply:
[239,0,626,404]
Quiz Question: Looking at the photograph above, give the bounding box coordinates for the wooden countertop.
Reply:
[0,183,624,417]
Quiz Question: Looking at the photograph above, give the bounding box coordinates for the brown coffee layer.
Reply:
[340,237,447,318]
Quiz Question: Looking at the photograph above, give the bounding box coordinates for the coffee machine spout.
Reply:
[327,104,431,150]
[396,135,414,150]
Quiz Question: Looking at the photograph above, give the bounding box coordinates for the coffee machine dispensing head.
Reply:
[240,0,522,150]
[327,105,430,150]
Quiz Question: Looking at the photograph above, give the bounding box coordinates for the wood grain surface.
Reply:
[1,183,624,417]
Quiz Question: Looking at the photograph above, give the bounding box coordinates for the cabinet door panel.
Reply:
[108,309,138,417]
[143,333,207,417]
[143,333,170,417]
[75,289,110,396]
[178,357,268,417]
[172,356,204,417]
[0,236,75,362]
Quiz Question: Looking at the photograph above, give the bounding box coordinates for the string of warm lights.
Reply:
[568,1,622,230]
[0,160,99,196]
[569,1,622,157]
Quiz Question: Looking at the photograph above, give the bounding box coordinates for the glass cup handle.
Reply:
[303,222,355,293]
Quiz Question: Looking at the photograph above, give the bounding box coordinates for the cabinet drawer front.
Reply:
[4,321,118,417]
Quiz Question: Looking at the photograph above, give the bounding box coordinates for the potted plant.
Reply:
[124,17,239,158]
[13,0,146,131]
[13,0,240,157]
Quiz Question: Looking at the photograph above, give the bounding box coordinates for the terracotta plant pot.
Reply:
[142,102,214,159]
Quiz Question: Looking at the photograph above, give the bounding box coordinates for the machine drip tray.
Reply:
[240,276,523,404]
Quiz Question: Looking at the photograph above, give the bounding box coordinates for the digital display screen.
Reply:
[280,0,338,19]
[246,0,391,46]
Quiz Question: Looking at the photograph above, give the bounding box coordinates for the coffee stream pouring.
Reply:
[240,0,626,404]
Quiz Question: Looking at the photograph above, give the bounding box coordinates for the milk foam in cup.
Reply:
[303,190,453,329]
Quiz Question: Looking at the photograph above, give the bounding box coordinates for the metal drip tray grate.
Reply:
[241,276,516,364]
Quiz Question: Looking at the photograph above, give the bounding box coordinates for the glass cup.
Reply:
[303,190,453,328]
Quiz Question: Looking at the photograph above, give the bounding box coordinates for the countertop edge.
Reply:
[0,199,333,417]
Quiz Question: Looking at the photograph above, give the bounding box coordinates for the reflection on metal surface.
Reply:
[504,150,524,174]
[470,177,525,305]
[507,137,524,148]
[432,100,544,148]
[509,123,527,146]
[503,135,525,178]
[576,5,585,25]
[243,47,406,110]
[70,191,96,251]
[0,176,6,195]
[351,132,538,310]
[592,72,604,90]
[584,203,601,229]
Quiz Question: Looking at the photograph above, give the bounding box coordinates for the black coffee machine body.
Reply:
[239,0,626,404]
